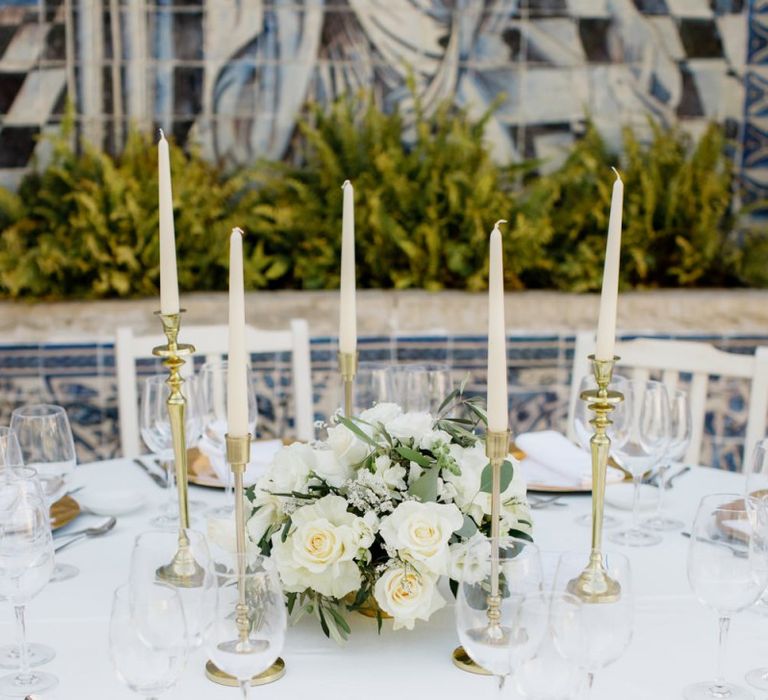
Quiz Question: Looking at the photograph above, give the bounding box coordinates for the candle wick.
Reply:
[611,166,621,182]
[494,219,508,229]
[158,128,165,141]
[232,227,244,237]
[341,179,351,190]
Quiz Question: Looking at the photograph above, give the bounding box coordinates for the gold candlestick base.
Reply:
[337,351,358,417]
[205,659,286,687]
[568,355,623,603]
[155,530,205,588]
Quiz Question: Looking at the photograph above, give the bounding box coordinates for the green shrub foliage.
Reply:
[0,97,755,300]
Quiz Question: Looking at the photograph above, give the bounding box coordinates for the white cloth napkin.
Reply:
[516,430,624,489]
[198,436,283,487]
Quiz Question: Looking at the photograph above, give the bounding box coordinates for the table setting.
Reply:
[1,136,768,700]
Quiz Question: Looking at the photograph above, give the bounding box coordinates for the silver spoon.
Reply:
[54,518,116,553]
[681,531,747,558]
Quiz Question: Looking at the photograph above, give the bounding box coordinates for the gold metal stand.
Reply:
[452,430,509,675]
[338,351,358,417]
[567,355,624,603]
[206,433,285,687]
[153,310,204,587]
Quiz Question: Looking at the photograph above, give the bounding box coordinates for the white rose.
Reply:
[448,534,491,584]
[246,491,282,544]
[312,446,352,487]
[326,423,370,467]
[373,564,445,630]
[385,412,434,443]
[270,494,365,598]
[379,501,463,574]
[360,402,402,425]
[268,443,316,494]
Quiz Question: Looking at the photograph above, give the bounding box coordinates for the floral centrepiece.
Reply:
[246,391,532,640]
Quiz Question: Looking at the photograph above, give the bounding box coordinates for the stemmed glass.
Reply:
[198,360,258,517]
[10,404,79,581]
[385,363,452,413]
[205,563,287,699]
[0,467,57,696]
[684,493,768,699]
[140,374,204,529]
[109,582,188,700]
[353,362,392,413]
[129,529,216,649]
[455,537,544,693]
[644,389,691,531]
[0,427,23,469]
[552,551,633,697]
[608,380,670,547]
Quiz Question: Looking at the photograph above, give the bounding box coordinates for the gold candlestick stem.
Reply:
[567,355,623,603]
[338,351,358,417]
[153,310,203,587]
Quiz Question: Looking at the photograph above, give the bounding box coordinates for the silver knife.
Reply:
[132,458,167,488]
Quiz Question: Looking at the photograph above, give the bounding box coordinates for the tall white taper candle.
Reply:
[339,180,357,354]
[487,220,509,433]
[227,228,248,437]
[158,130,179,315]
[595,169,624,361]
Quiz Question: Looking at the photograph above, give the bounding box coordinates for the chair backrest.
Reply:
[567,331,768,468]
[115,319,314,458]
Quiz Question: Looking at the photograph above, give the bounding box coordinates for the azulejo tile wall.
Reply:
[0,332,764,470]
[0,0,762,203]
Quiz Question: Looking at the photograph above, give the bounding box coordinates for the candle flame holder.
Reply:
[337,351,358,417]
[567,355,623,603]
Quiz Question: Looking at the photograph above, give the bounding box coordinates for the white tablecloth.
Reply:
[0,460,764,700]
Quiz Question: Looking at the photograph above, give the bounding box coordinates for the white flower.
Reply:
[382,465,407,491]
[385,412,434,443]
[407,462,424,485]
[270,494,366,598]
[418,428,452,451]
[326,423,370,467]
[312,446,352,487]
[359,402,402,425]
[246,491,282,544]
[448,533,491,584]
[378,501,463,574]
[268,443,316,494]
[374,454,392,471]
[373,563,445,630]
[363,510,380,533]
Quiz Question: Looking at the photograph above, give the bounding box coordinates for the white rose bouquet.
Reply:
[245,387,532,641]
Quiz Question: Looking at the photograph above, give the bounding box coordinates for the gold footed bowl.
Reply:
[205,658,286,686]
[451,646,490,675]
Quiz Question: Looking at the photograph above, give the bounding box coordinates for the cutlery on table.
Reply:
[529,495,567,509]
[132,458,166,488]
[53,517,116,552]
[665,465,692,489]
[681,531,747,558]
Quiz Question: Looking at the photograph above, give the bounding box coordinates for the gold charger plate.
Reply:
[50,495,80,530]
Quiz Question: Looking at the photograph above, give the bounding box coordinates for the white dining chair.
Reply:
[566,331,768,468]
[115,319,314,458]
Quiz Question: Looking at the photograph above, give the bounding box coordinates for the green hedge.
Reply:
[0,96,762,300]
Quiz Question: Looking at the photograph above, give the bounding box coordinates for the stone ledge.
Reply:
[0,289,766,343]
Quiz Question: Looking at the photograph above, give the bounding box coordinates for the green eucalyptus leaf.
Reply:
[479,460,514,494]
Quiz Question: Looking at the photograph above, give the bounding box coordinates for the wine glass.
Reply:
[140,374,204,529]
[571,373,632,529]
[10,404,79,581]
[0,427,23,469]
[385,363,452,413]
[552,551,633,697]
[109,581,188,700]
[644,389,691,531]
[352,362,392,413]
[205,563,287,699]
[455,537,544,693]
[129,529,216,649]
[608,380,670,547]
[0,467,57,697]
[685,493,768,699]
[198,360,258,518]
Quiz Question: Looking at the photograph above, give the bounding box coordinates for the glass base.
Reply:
[0,669,58,696]
[643,514,685,531]
[683,681,754,699]
[608,527,662,547]
[575,513,620,529]
[49,562,79,583]
[207,504,235,519]
[745,668,768,691]
[0,644,55,669]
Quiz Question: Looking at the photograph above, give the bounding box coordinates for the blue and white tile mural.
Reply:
[0,0,765,199]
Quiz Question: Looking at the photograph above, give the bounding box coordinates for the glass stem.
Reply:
[631,475,642,530]
[164,459,176,512]
[584,672,595,699]
[240,679,249,700]
[14,605,31,681]
[715,616,730,691]
[497,673,507,695]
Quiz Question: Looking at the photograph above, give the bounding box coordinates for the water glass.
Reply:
[385,363,452,413]
[205,563,287,699]
[10,404,78,581]
[109,582,188,699]
[0,427,23,469]
[552,551,633,697]
[0,468,57,697]
[684,493,768,699]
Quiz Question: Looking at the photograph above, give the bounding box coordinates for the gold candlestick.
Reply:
[338,351,358,417]
[152,310,204,587]
[451,429,509,675]
[205,433,286,687]
[567,355,623,603]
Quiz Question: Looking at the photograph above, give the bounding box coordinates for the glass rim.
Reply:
[4,466,38,480]
[113,580,181,603]
[11,404,66,419]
